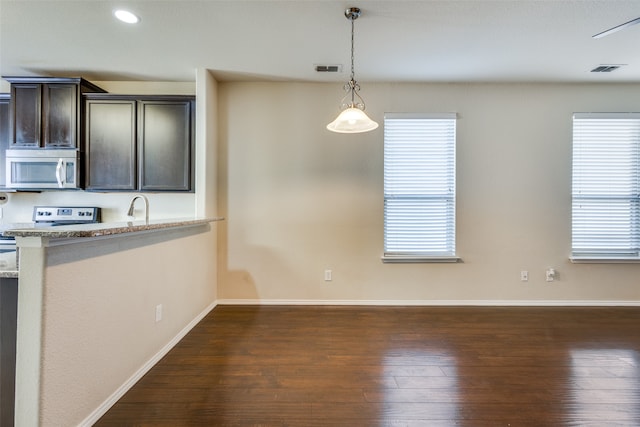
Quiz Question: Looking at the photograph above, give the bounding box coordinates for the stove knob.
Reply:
[45,211,52,216]
[79,212,85,216]
[37,211,44,216]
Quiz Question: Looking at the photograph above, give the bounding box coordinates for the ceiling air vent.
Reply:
[315,64,342,73]
[591,64,624,73]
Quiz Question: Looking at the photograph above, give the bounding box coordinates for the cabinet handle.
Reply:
[56,159,65,188]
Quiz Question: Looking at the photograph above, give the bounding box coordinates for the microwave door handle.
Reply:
[56,158,65,188]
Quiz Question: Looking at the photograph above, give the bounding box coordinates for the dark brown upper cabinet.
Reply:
[84,95,195,192]
[4,77,106,149]
[84,98,137,191]
[138,99,194,192]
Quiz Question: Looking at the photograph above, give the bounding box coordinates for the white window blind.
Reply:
[572,113,640,261]
[383,113,457,262]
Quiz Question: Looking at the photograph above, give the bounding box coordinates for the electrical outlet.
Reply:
[520,270,528,282]
[155,304,163,322]
[324,269,332,281]
[546,268,556,282]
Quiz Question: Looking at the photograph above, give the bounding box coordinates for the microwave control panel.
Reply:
[32,206,101,224]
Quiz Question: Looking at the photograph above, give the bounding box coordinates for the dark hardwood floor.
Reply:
[95,305,640,426]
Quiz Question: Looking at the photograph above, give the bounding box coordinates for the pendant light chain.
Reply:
[350,16,355,82]
[345,10,362,110]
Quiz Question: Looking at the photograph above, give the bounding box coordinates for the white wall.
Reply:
[93,81,195,96]
[217,82,640,304]
[195,69,219,217]
[0,191,196,224]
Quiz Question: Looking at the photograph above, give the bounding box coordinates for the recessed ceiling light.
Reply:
[114,9,140,24]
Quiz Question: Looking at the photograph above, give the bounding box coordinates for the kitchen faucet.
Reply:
[127,194,150,224]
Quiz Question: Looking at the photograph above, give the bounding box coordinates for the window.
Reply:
[383,113,457,262]
[571,113,640,261]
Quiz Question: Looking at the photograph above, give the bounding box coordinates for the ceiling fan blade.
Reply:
[593,16,640,38]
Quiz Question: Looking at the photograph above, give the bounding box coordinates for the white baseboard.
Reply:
[216,298,640,307]
[79,300,218,427]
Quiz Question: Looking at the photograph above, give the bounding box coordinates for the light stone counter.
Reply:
[4,217,223,239]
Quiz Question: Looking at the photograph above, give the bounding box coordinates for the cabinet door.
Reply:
[43,84,77,148]
[0,278,18,426]
[85,100,137,190]
[0,95,10,187]
[10,84,41,147]
[138,100,193,191]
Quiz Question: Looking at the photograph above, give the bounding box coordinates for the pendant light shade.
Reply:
[327,107,379,133]
[327,7,378,134]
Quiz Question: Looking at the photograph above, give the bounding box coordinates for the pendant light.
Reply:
[326,7,379,133]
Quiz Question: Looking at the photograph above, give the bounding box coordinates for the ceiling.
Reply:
[2,0,640,83]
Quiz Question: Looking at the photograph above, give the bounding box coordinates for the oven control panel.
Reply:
[32,206,101,224]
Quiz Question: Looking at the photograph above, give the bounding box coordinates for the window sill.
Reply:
[381,255,462,264]
[570,255,640,264]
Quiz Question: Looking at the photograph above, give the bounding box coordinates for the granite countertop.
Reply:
[3,217,224,239]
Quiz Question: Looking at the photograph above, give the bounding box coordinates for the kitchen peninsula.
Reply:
[5,217,222,426]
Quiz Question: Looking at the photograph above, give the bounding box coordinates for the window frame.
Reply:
[382,112,459,263]
[571,112,640,263]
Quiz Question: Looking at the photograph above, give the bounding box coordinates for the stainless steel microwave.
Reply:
[5,149,80,189]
